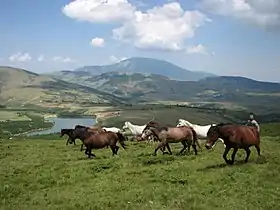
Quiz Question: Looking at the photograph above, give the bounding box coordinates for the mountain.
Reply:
[0,66,124,107]
[49,57,215,81]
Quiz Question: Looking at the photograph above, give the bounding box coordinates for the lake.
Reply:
[26,117,96,136]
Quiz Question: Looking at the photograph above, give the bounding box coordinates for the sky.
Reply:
[0,0,280,82]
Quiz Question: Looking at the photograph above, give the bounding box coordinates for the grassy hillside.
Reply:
[0,66,125,107]
[1,135,280,209]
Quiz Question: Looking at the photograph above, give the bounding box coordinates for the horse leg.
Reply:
[114,145,120,155]
[154,142,166,156]
[88,148,96,159]
[73,140,76,145]
[110,145,117,156]
[223,146,231,164]
[179,141,188,155]
[165,143,172,155]
[66,138,69,145]
[196,140,203,152]
[255,145,261,156]
[244,147,251,163]
[160,146,168,154]
[230,148,238,165]
[192,142,198,155]
[80,144,84,151]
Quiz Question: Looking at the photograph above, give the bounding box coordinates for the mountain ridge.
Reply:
[49,57,216,81]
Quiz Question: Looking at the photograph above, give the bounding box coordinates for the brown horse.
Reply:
[73,127,127,158]
[142,120,170,153]
[205,123,261,165]
[141,125,198,156]
[72,125,106,151]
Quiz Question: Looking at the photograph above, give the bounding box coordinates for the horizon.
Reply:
[1,0,280,82]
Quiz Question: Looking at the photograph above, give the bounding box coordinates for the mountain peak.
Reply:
[72,57,215,81]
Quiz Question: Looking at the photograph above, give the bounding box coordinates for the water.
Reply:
[26,117,96,136]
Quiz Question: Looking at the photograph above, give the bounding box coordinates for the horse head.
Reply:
[122,121,129,130]
[177,119,193,127]
[205,125,220,149]
[141,126,156,140]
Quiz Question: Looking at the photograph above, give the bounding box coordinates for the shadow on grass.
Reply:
[198,158,266,172]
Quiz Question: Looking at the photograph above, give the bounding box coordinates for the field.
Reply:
[0,111,30,122]
[1,135,280,210]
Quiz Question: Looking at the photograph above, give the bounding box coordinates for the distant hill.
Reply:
[2,65,280,113]
[48,71,280,110]
[49,57,215,81]
[0,66,124,107]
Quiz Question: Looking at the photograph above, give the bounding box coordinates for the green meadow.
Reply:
[1,134,280,210]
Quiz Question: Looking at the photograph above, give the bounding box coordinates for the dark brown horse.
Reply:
[205,123,261,165]
[141,125,198,156]
[60,128,76,145]
[68,125,106,151]
[73,127,127,158]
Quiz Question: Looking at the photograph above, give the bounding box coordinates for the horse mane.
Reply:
[155,126,168,132]
[75,125,88,129]
[216,122,232,127]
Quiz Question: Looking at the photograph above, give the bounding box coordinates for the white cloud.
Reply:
[90,37,105,47]
[199,0,280,29]
[62,1,211,51]
[37,55,44,62]
[110,55,127,63]
[62,0,136,23]
[9,52,32,62]
[186,44,208,54]
[113,2,210,51]
[52,56,76,63]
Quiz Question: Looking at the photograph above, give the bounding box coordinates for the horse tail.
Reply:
[190,127,201,149]
[116,132,127,149]
[147,116,155,125]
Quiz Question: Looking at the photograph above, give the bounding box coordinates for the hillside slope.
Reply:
[49,57,215,82]
[0,66,124,107]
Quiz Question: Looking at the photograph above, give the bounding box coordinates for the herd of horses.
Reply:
[60,118,261,165]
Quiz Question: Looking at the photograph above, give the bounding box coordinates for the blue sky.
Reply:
[1,0,280,82]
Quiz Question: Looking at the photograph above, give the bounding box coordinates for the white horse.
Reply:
[102,127,121,133]
[122,121,153,142]
[122,121,146,136]
[176,119,225,148]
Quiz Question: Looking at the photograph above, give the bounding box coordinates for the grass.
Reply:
[1,135,280,210]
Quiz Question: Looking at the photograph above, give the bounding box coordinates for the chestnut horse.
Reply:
[141,125,198,156]
[73,127,127,158]
[205,123,261,165]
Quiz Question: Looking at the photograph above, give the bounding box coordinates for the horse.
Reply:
[141,125,199,156]
[177,119,225,149]
[71,125,106,151]
[122,121,154,142]
[60,128,76,145]
[122,121,146,136]
[102,127,121,133]
[73,126,127,158]
[205,123,261,165]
